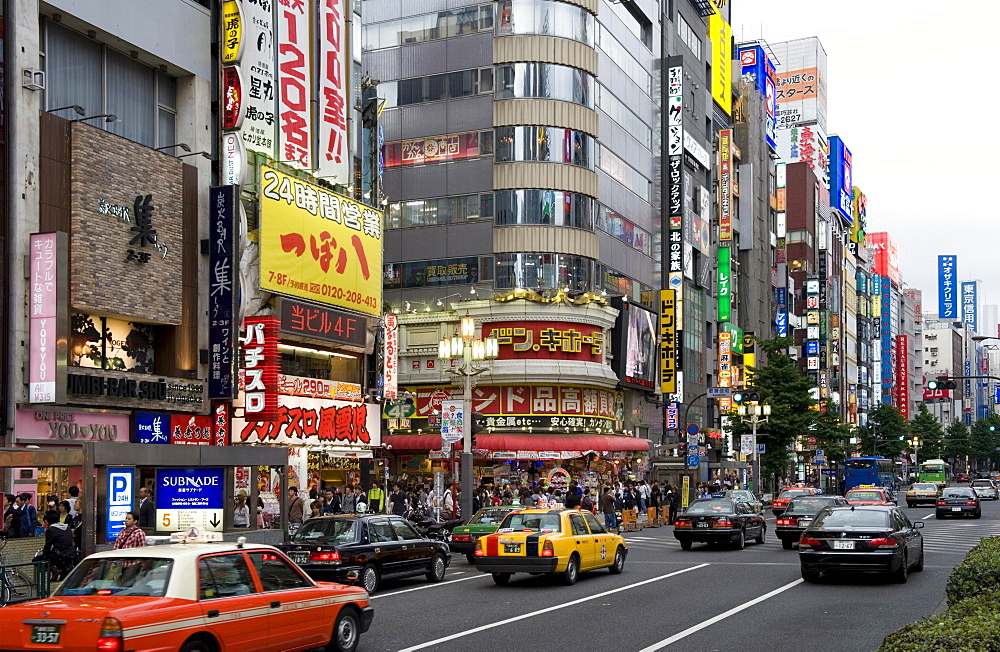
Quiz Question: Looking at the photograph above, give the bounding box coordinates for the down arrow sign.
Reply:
[209,514,221,528]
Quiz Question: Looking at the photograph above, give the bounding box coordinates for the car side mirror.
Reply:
[914,521,925,529]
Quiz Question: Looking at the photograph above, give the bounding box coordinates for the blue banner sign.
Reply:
[938,255,958,319]
[156,468,225,511]
[962,281,977,332]
[107,469,133,543]
[135,412,169,444]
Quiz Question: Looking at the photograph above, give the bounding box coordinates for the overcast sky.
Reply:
[732,1,1000,310]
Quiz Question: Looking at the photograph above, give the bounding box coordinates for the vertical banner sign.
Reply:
[743,332,755,387]
[29,232,67,404]
[221,132,247,186]
[659,289,677,394]
[962,281,978,332]
[718,129,733,241]
[881,277,893,401]
[240,0,276,157]
[665,401,679,430]
[707,9,732,115]
[212,401,230,446]
[318,0,349,183]
[440,400,464,444]
[107,469,133,543]
[938,255,958,319]
[383,313,398,399]
[222,1,244,65]
[277,0,312,169]
[827,136,853,222]
[718,332,732,411]
[222,66,245,131]
[209,187,238,399]
[666,61,684,276]
[717,246,731,321]
[242,316,279,421]
[895,335,909,418]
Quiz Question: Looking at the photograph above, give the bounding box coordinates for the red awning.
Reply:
[382,434,649,452]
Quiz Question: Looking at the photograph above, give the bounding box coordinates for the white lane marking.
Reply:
[923,515,933,519]
[397,564,710,652]
[371,573,489,599]
[638,578,804,651]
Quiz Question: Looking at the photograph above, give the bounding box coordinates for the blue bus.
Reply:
[844,457,895,492]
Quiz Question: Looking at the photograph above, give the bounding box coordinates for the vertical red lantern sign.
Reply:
[243,316,279,421]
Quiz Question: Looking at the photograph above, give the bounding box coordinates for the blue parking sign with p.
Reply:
[107,469,134,542]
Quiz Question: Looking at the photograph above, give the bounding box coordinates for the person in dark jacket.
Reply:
[41,511,79,579]
[2,493,22,538]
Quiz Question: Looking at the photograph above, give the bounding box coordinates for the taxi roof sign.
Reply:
[170,526,224,544]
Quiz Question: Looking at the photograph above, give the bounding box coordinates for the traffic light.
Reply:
[471,412,486,447]
[928,375,958,390]
[732,391,760,404]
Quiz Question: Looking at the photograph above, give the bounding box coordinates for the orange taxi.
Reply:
[771,486,821,516]
[0,529,372,652]
[845,486,896,506]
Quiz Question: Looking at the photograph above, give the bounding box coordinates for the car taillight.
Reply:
[674,520,692,528]
[799,536,821,547]
[453,535,471,542]
[869,537,899,548]
[474,540,485,556]
[96,617,124,652]
[776,518,796,526]
[968,501,978,505]
[937,501,947,505]
[310,550,341,563]
[541,541,554,557]
[712,519,732,528]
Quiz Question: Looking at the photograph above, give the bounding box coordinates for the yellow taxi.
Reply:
[905,482,941,507]
[0,528,372,652]
[473,508,627,586]
[845,486,896,506]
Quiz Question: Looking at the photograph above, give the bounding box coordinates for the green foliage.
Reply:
[909,403,945,462]
[857,404,908,459]
[947,536,1000,605]
[811,399,852,464]
[944,420,970,460]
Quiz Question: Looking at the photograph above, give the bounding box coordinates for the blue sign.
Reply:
[208,186,238,399]
[962,281,978,332]
[686,455,701,467]
[827,136,853,223]
[938,255,958,319]
[107,469,133,543]
[775,312,787,336]
[686,424,700,435]
[738,45,777,150]
[665,402,679,430]
[135,412,169,444]
[805,341,820,355]
[881,277,893,395]
[156,468,225,511]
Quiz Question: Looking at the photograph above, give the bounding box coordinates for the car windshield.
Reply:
[785,497,838,514]
[942,489,975,498]
[812,509,889,529]
[498,513,562,533]
[57,557,173,597]
[847,491,882,500]
[292,519,358,543]
[470,509,514,525]
[685,500,734,514]
[911,484,937,491]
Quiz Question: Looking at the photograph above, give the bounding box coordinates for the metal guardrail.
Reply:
[1,561,50,607]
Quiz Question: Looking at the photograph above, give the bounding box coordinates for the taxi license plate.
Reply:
[952,507,962,512]
[292,553,309,565]
[832,541,853,550]
[799,519,812,527]
[31,625,61,645]
[695,521,710,528]
[504,544,521,553]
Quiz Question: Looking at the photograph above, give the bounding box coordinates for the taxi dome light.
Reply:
[170,526,224,544]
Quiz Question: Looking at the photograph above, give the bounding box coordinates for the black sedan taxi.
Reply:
[799,505,924,583]
[278,515,452,593]
[775,495,849,549]
[673,499,766,550]
[935,486,982,519]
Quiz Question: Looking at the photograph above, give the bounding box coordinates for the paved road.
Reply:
[356,494,998,652]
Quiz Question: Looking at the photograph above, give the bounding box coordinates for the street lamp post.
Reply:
[438,316,498,521]
[736,403,771,494]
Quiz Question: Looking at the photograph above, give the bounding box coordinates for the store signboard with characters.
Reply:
[481,321,605,363]
[233,394,381,448]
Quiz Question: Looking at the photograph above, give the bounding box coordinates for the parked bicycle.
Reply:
[0,535,34,606]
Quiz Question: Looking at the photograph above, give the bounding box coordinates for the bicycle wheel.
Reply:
[5,570,35,603]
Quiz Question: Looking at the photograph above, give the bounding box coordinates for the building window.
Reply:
[43,21,176,149]
[594,23,652,96]
[386,193,494,229]
[363,4,494,50]
[383,257,485,289]
[386,67,493,109]
[495,253,594,292]
[495,126,594,169]
[596,206,652,257]
[597,146,651,202]
[71,313,157,374]
[496,62,593,108]
[595,84,652,151]
[676,15,702,59]
[383,130,493,168]
[496,0,595,46]
[495,189,596,230]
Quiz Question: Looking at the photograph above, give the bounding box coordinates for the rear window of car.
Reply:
[724,491,753,501]
[971,480,994,487]
[685,500,734,514]
[779,489,812,498]
[498,513,561,533]
[911,484,937,491]
[785,497,838,513]
[292,518,358,543]
[847,491,882,500]
[942,488,976,498]
[58,557,173,597]
[470,509,514,525]
[812,509,889,529]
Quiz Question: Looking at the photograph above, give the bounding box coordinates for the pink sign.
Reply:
[318,0,348,182]
[29,233,59,403]
[15,409,130,443]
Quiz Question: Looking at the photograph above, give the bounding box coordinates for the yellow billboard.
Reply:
[659,290,677,394]
[222,1,244,65]
[259,166,383,316]
[708,9,732,115]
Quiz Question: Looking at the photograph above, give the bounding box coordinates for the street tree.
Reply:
[811,399,852,465]
[909,402,945,462]
[943,420,969,469]
[857,404,908,459]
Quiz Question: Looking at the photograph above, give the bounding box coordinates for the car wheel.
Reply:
[935,513,945,520]
[913,544,924,572]
[492,572,512,586]
[680,539,692,551]
[560,554,580,585]
[466,554,476,565]
[891,553,909,584]
[179,637,215,652]
[782,539,793,550]
[609,546,625,574]
[801,568,821,583]
[326,608,361,652]
[907,502,915,508]
[361,564,379,593]
[755,525,766,545]
[733,529,746,550]
[426,553,446,583]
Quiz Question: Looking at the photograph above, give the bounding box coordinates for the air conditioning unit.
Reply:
[22,67,45,91]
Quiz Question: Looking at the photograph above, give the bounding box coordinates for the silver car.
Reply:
[970,479,999,500]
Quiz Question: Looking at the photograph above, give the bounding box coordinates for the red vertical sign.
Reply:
[896,335,909,418]
[243,316,280,421]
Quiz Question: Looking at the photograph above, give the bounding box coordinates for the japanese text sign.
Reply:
[717,247,731,322]
[440,400,464,444]
[242,316,279,421]
[222,1,244,64]
[233,395,381,448]
[277,0,312,169]
[209,186,238,399]
[107,469,133,543]
[278,298,367,347]
[938,255,958,319]
[895,335,909,417]
[719,129,733,241]
[962,281,978,332]
[238,0,276,157]
[708,11,731,115]
[482,321,604,363]
[384,313,398,399]
[260,166,383,316]
[318,0,349,183]
[659,290,677,394]
[29,232,66,404]
[828,136,853,223]
[156,468,225,510]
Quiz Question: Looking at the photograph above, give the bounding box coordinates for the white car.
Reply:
[970,479,999,500]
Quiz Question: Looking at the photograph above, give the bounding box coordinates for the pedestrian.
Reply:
[322,489,340,515]
[600,487,617,532]
[341,485,356,515]
[71,498,83,550]
[367,481,384,513]
[233,492,250,528]
[669,486,681,524]
[637,480,648,512]
[309,499,323,519]
[67,486,80,518]
[56,500,72,524]
[389,484,406,516]
[443,484,456,519]
[40,510,78,579]
[581,489,595,513]
[17,494,38,537]
[2,494,22,538]
[287,486,305,534]
[566,481,582,508]
[113,512,147,549]
[649,482,661,513]
[137,487,154,528]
